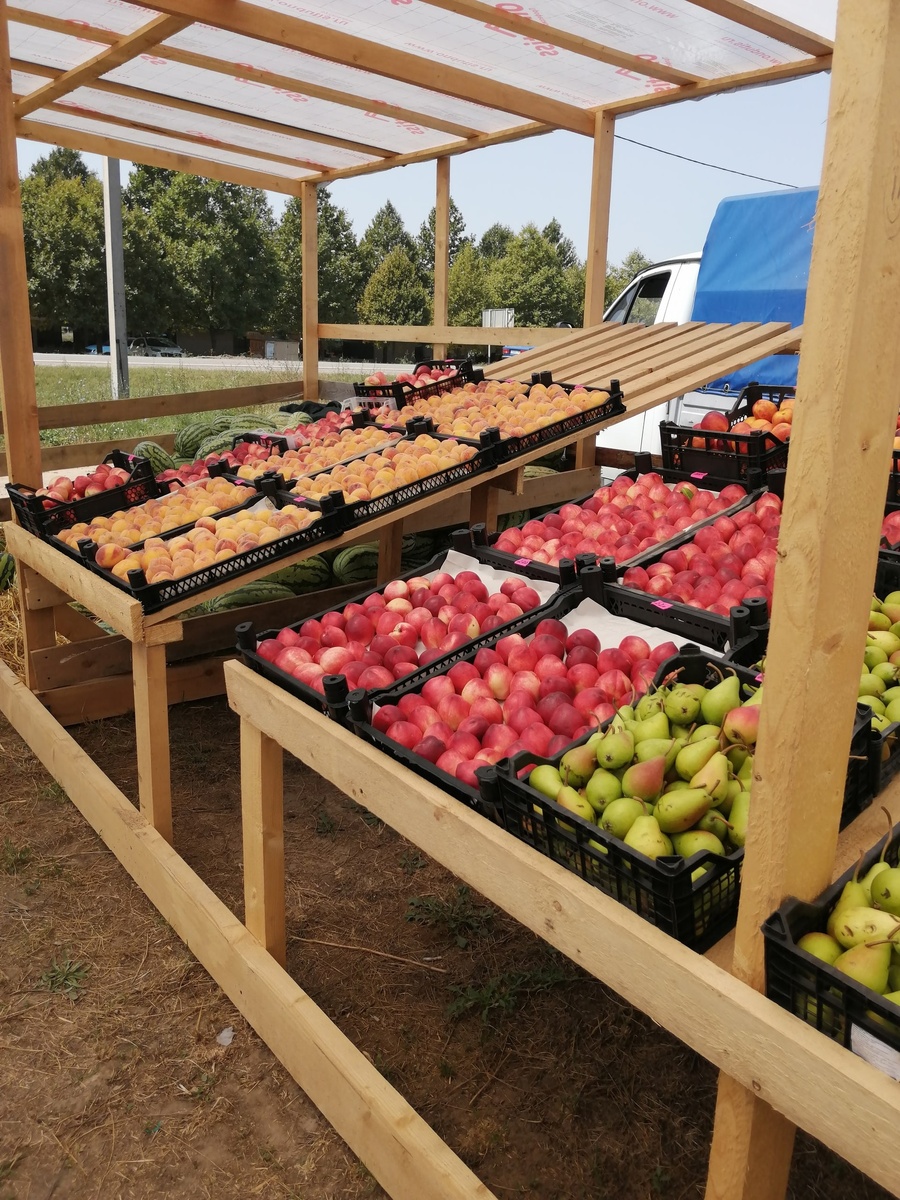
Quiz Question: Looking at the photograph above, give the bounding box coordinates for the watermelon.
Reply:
[132,440,175,475]
[195,430,247,460]
[332,544,379,585]
[0,552,15,592]
[267,556,332,594]
[207,581,296,612]
[174,420,215,460]
[497,510,528,533]
[400,533,435,571]
[523,465,558,479]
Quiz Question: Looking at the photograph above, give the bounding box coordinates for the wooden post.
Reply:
[583,110,615,328]
[240,719,285,966]
[0,0,42,487]
[132,642,172,844]
[102,158,129,399]
[18,567,57,691]
[377,519,404,584]
[301,180,319,403]
[433,156,450,360]
[468,481,499,533]
[706,2,900,1195]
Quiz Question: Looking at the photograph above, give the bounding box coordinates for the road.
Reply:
[33,354,409,374]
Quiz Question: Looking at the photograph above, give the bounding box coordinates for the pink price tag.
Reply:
[690,472,707,480]
[652,600,673,610]
[755,674,763,682]
[515,557,531,566]
[293,496,306,504]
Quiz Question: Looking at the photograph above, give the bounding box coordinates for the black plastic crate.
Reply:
[217,427,405,488]
[763,822,900,1054]
[8,451,160,540]
[352,360,482,405]
[488,375,627,464]
[659,383,793,489]
[80,491,344,615]
[235,545,577,717]
[886,449,900,513]
[279,433,497,531]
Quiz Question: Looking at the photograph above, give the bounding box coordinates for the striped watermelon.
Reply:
[267,556,332,594]
[0,552,15,592]
[332,544,379,585]
[174,420,215,460]
[523,465,558,479]
[132,440,175,475]
[195,430,246,460]
[497,510,528,533]
[207,581,296,612]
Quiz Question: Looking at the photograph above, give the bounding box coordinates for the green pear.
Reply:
[664,779,691,792]
[697,810,732,841]
[881,686,900,704]
[655,788,713,834]
[689,752,731,805]
[600,797,646,839]
[700,674,741,726]
[869,612,892,632]
[737,754,754,787]
[873,662,900,684]
[881,991,900,1008]
[888,964,900,992]
[635,692,665,720]
[631,712,670,744]
[690,724,722,743]
[859,673,887,698]
[884,591,900,607]
[725,744,749,773]
[873,596,885,612]
[728,790,750,847]
[624,815,673,861]
[559,744,597,789]
[885,698,900,724]
[797,931,843,965]
[664,687,702,726]
[680,683,708,704]
[858,695,886,716]
[621,756,667,803]
[826,856,870,938]
[555,785,596,827]
[872,713,893,733]
[865,645,890,669]
[671,830,724,857]
[871,867,900,916]
[868,631,900,657]
[584,768,622,815]
[743,683,763,707]
[831,906,900,949]
[834,941,892,993]
[529,764,563,801]
[593,728,634,770]
[674,737,720,782]
[618,706,635,724]
[885,603,900,624]
[634,737,677,770]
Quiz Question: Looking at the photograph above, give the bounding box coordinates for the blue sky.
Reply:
[14,69,830,270]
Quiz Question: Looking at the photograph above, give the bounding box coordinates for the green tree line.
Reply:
[21,148,649,350]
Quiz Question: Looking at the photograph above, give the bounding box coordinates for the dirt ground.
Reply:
[0,695,893,1200]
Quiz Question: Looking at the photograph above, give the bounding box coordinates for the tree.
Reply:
[543,218,579,271]
[478,223,514,261]
[447,243,491,327]
[358,201,416,281]
[21,155,106,334]
[121,202,180,334]
[415,198,467,282]
[604,248,652,309]
[357,247,430,326]
[144,175,279,349]
[271,187,364,333]
[487,224,571,327]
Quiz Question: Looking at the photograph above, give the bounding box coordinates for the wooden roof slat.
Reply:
[410,0,702,86]
[117,0,596,136]
[6,7,480,141]
[685,1,832,58]
[14,13,189,119]
[17,116,306,195]
[482,322,648,379]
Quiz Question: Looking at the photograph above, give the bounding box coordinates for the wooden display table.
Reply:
[225,660,900,1200]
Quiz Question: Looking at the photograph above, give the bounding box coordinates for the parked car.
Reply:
[85,343,111,355]
[127,334,187,357]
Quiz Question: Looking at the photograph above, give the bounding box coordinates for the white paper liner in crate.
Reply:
[422,548,558,605]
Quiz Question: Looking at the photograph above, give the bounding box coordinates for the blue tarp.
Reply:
[690,187,818,394]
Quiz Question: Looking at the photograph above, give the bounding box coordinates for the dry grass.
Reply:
[0,588,24,678]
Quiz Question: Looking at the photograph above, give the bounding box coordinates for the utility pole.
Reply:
[103,158,129,399]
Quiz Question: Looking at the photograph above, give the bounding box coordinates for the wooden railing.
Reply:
[317,324,580,347]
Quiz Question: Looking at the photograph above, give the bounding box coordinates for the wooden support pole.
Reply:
[433,156,450,360]
[583,110,615,328]
[706,2,900,1195]
[573,434,596,471]
[241,719,286,966]
[468,481,499,533]
[132,641,172,844]
[377,520,404,585]
[301,181,319,404]
[102,158,129,399]
[18,568,57,691]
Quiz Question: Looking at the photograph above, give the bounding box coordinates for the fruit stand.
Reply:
[3,2,900,1199]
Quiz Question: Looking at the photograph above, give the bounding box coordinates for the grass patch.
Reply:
[447,963,575,1023]
[2,838,31,875]
[406,885,495,948]
[39,957,90,1001]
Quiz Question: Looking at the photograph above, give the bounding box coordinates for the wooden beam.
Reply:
[583,111,615,328]
[301,181,319,405]
[241,720,285,966]
[117,0,595,137]
[432,157,450,360]
[224,666,900,1200]
[132,641,172,843]
[685,0,833,57]
[413,0,700,85]
[706,1,900,1195]
[318,324,576,347]
[0,659,496,1200]
[0,3,41,488]
[16,118,306,197]
[14,13,190,118]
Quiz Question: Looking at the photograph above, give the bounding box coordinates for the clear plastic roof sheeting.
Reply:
[5,0,834,193]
